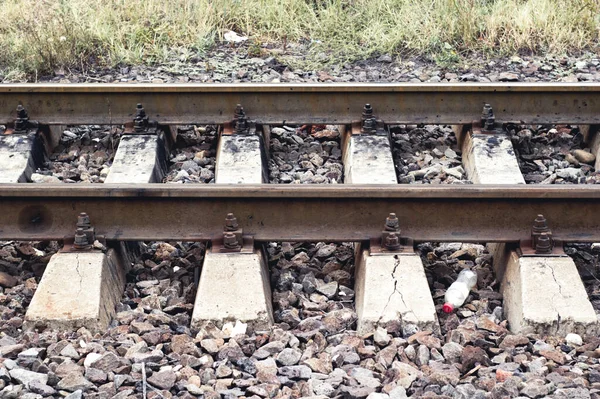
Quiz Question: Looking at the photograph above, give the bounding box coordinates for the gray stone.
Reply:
[391,361,422,389]
[17,348,40,359]
[84,367,107,384]
[339,385,375,398]
[442,342,463,363]
[416,344,430,366]
[453,384,486,399]
[388,386,408,399]
[27,380,56,397]
[60,344,80,360]
[520,379,549,398]
[89,352,120,373]
[316,281,338,299]
[366,393,390,399]
[351,367,381,389]
[57,372,94,392]
[373,327,390,347]
[315,244,336,259]
[9,369,48,386]
[147,370,176,390]
[276,348,301,366]
[552,388,590,399]
[64,391,83,399]
[314,381,335,396]
[556,167,582,180]
[278,365,312,379]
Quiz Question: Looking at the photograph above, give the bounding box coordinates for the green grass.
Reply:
[1,0,599,77]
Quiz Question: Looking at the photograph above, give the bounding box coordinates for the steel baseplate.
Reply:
[60,236,107,253]
[212,235,255,254]
[518,239,566,257]
[369,237,415,255]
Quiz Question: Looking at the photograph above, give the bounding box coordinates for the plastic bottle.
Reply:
[443,270,477,313]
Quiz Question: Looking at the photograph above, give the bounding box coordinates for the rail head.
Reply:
[0,183,599,199]
[0,184,598,243]
[1,83,600,125]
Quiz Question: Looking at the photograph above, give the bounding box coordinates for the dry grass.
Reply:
[0,0,598,77]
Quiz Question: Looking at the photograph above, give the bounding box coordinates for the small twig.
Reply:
[147,383,166,398]
[142,362,166,399]
[141,362,147,399]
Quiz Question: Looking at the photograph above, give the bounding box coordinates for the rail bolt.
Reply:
[535,232,553,254]
[74,227,90,250]
[134,103,149,132]
[481,103,495,131]
[532,214,549,233]
[384,213,400,232]
[234,104,245,120]
[361,103,377,134]
[14,104,29,131]
[234,104,248,134]
[384,232,402,251]
[362,103,374,120]
[223,232,241,250]
[225,213,239,231]
[77,212,91,228]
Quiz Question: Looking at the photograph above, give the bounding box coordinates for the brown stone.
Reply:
[303,354,333,374]
[0,271,17,288]
[476,316,509,335]
[424,361,461,386]
[499,335,529,349]
[0,344,24,358]
[408,330,432,345]
[496,369,513,382]
[130,321,155,334]
[90,352,121,373]
[311,129,339,140]
[417,334,441,350]
[461,345,491,371]
[147,370,176,390]
[540,349,566,365]
[171,334,197,355]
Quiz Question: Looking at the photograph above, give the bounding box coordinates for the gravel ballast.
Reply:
[164,125,218,184]
[2,239,599,398]
[268,125,343,184]
[391,125,470,184]
[509,124,600,184]
[31,126,121,184]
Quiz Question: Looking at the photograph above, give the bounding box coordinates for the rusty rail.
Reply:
[1,83,600,125]
[1,184,599,243]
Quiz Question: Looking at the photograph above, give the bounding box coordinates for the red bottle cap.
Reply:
[442,303,454,313]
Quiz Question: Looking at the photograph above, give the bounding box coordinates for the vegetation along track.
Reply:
[1,84,600,398]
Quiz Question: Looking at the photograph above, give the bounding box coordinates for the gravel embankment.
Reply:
[509,125,600,184]
[30,48,600,85]
[3,239,599,398]
[391,125,470,184]
[31,126,121,183]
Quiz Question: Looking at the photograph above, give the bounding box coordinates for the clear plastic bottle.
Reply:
[443,270,477,313]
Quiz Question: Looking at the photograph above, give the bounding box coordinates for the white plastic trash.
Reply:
[443,269,477,313]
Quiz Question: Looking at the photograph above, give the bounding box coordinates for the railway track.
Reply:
[0,83,600,397]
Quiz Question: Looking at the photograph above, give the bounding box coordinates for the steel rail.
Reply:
[1,184,598,242]
[1,83,600,125]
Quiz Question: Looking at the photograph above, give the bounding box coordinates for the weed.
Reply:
[0,0,598,77]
